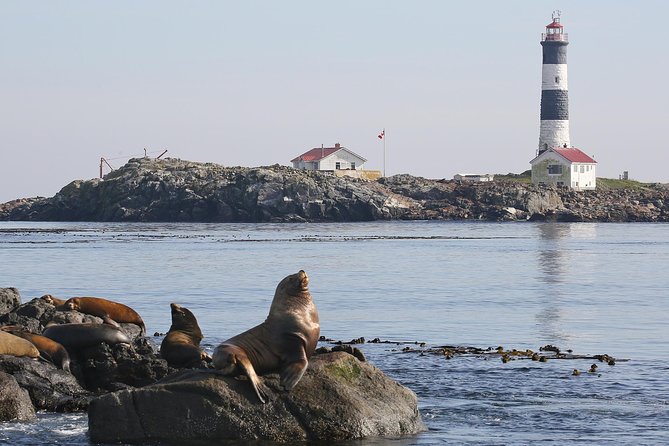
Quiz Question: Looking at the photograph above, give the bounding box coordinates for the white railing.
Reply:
[542,33,568,42]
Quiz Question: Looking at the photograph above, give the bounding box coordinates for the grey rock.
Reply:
[0,371,36,421]
[0,356,90,412]
[0,288,21,316]
[88,351,425,443]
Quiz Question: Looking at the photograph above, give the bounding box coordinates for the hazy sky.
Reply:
[2,1,668,202]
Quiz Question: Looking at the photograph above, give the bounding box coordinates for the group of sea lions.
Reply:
[0,270,320,404]
[1,295,144,371]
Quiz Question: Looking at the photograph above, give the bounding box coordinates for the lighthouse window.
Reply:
[548,164,563,175]
[555,76,560,83]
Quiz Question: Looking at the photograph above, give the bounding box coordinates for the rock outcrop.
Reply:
[88,351,425,443]
[0,292,174,413]
[2,157,667,222]
[0,371,36,421]
[0,288,21,316]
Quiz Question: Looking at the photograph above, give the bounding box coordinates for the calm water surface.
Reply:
[0,221,668,445]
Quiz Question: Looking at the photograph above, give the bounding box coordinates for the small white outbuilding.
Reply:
[291,143,367,171]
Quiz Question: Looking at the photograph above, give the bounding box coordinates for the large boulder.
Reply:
[0,287,21,316]
[0,356,90,412]
[0,371,36,421]
[88,352,425,443]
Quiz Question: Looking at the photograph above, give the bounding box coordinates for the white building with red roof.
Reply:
[291,143,368,172]
[530,146,597,190]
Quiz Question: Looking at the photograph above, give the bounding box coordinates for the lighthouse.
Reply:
[538,10,569,154]
[530,12,597,190]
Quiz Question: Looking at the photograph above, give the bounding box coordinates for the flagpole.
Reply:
[383,127,386,177]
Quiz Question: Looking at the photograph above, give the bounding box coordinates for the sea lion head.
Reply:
[40,294,57,305]
[169,303,202,336]
[276,270,309,297]
[64,297,81,311]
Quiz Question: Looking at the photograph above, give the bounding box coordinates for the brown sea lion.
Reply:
[63,297,146,334]
[40,294,67,308]
[212,270,320,403]
[42,323,131,351]
[1,326,71,372]
[160,303,210,368]
[0,330,40,358]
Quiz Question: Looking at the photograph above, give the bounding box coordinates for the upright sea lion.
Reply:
[0,330,40,358]
[40,294,67,309]
[160,303,210,368]
[63,297,146,334]
[213,270,320,403]
[42,323,131,351]
[1,326,71,371]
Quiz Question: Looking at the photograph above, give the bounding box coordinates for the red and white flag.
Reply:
[378,130,385,140]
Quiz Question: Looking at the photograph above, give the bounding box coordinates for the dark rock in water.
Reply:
[0,371,36,421]
[0,288,21,316]
[88,351,425,443]
[0,357,89,412]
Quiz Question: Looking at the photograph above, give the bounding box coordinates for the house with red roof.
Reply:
[292,143,368,172]
[530,146,597,190]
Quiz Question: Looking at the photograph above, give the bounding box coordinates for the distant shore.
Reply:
[1,157,668,223]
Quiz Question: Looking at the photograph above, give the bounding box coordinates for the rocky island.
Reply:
[2,157,668,222]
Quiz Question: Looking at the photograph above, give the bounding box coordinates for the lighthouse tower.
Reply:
[538,10,569,154]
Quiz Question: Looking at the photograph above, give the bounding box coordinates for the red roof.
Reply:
[546,21,563,28]
[553,147,596,163]
[291,147,340,163]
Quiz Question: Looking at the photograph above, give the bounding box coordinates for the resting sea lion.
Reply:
[63,297,146,334]
[42,323,131,351]
[213,270,320,403]
[1,326,70,371]
[0,330,40,358]
[40,294,67,308]
[160,303,210,368]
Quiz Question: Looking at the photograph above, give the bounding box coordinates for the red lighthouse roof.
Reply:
[546,20,563,29]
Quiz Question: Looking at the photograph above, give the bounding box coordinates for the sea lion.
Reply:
[0,330,40,358]
[40,294,67,308]
[160,303,210,368]
[1,326,71,371]
[212,270,320,403]
[63,297,146,334]
[42,323,131,351]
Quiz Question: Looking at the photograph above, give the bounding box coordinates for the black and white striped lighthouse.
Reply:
[538,11,570,155]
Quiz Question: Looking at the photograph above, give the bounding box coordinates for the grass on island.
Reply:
[492,172,665,191]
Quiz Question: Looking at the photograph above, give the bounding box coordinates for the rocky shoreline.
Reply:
[2,157,668,223]
[0,288,425,442]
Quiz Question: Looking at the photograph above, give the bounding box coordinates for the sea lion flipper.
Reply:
[279,358,308,391]
[237,356,267,404]
[101,315,121,328]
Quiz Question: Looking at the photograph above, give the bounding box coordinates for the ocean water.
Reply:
[0,221,668,445]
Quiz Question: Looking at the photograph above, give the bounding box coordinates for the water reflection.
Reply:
[535,223,579,343]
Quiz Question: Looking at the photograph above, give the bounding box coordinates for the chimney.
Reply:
[335,143,341,149]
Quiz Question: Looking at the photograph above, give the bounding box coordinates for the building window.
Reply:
[335,162,341,170]
[548,164,563,175]
[573,165,578,172]
[351,162,356,170]
[580,165,585,173]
